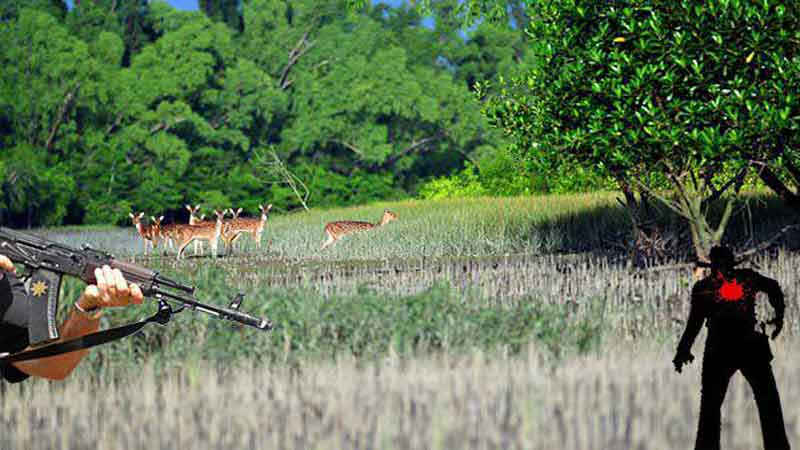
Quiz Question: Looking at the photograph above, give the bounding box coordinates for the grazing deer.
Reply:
[222,204,272,253]
[321,209,398,250]
[174,209,227,260]
[129,212,158,255]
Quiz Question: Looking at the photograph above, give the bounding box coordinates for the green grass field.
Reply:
[3,192,799,449]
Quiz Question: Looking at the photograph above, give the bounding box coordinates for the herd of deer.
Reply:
[129,205,399,259]
[129,204,272,260]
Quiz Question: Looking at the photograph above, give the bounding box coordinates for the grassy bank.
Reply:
[39,190,798,261]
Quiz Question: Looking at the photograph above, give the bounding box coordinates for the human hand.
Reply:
[77,265,144,311]
[0,254,16,275]
[767,316,784,340]
[672,350,694,373]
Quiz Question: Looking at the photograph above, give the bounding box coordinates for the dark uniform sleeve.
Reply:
[0,272,31,383]
[676,280,708,355]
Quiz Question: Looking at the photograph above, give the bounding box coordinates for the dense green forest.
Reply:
[2,0,799,260]
[0,0,568,227]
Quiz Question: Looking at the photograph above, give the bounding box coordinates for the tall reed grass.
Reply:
[43,247,797,379]
[39,191,799,261]
[3,341,799,450]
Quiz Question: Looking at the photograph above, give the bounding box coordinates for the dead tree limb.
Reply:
[374,131,448,169]
[645,223,800,273]
[105,111,125,136]
[45,82,80,151]
[255,149,311,211]
[279,31,313,90]
[149,117,186,134]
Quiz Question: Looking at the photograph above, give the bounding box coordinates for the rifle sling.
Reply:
[0,302,173,363]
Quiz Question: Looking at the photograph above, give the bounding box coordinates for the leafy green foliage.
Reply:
[199,0,242,31]
[420,147,618,199]
[478,0,800,257]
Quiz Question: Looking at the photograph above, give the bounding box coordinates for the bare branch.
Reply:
[255,149,311,211]
[646,223,800,273]
[688,166,700,193]
[282,79,295,90]
[757,165,800,207]
[665,170,695,218]
[701,163,750,211]
[279,31,313,90]
[631,178,692,220]
[283,60,330,89]
[784,157,800,187]
[712,196,736,243]
[149,117,186,134]
[45,82,80,151]
[311,60,329,71]
[736,223,800,259]
[332,140,365,157]
[377,131,448,169]
[105,111,124,136]
[210,112,230,129]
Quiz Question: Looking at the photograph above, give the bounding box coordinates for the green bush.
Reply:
[66,269,604,374]
[418,149,617,199]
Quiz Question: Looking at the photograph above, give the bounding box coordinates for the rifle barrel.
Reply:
[154,288,272,330]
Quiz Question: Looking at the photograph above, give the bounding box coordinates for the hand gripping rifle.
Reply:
[0,226,272,362]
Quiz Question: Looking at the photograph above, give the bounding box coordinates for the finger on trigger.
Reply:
[95,267,111,303]
[102,265,117,295]
[130,283,144,304]
[94,267,107,289]
[112,268,129,295]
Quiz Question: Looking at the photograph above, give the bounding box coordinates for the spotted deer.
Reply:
[159,221,179,252]
[150,215,164,249]
[220,208,243,253]
[161,205,206,254]
[174,209,227,260]
[129,212,158,255]
[321,209,398,250]
[186,204,204,256]
[221,204,272,253]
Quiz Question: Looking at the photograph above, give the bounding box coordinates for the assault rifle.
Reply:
[0,226,272,362]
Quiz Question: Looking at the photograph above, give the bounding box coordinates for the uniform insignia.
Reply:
[31,280,48,297]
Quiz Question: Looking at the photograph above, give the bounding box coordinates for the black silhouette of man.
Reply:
[673,245,790,450]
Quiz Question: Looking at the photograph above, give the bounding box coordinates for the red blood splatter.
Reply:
[719,278,744,301]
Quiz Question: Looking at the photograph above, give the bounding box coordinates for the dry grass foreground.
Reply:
[2,340,799,450]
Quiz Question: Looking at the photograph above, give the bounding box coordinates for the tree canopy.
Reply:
[476,0,800,260]
[0,0,530,227]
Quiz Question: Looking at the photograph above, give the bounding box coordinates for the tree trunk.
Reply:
[617,178,665,267]
[758,166,800,209]
[631,164,746,280]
